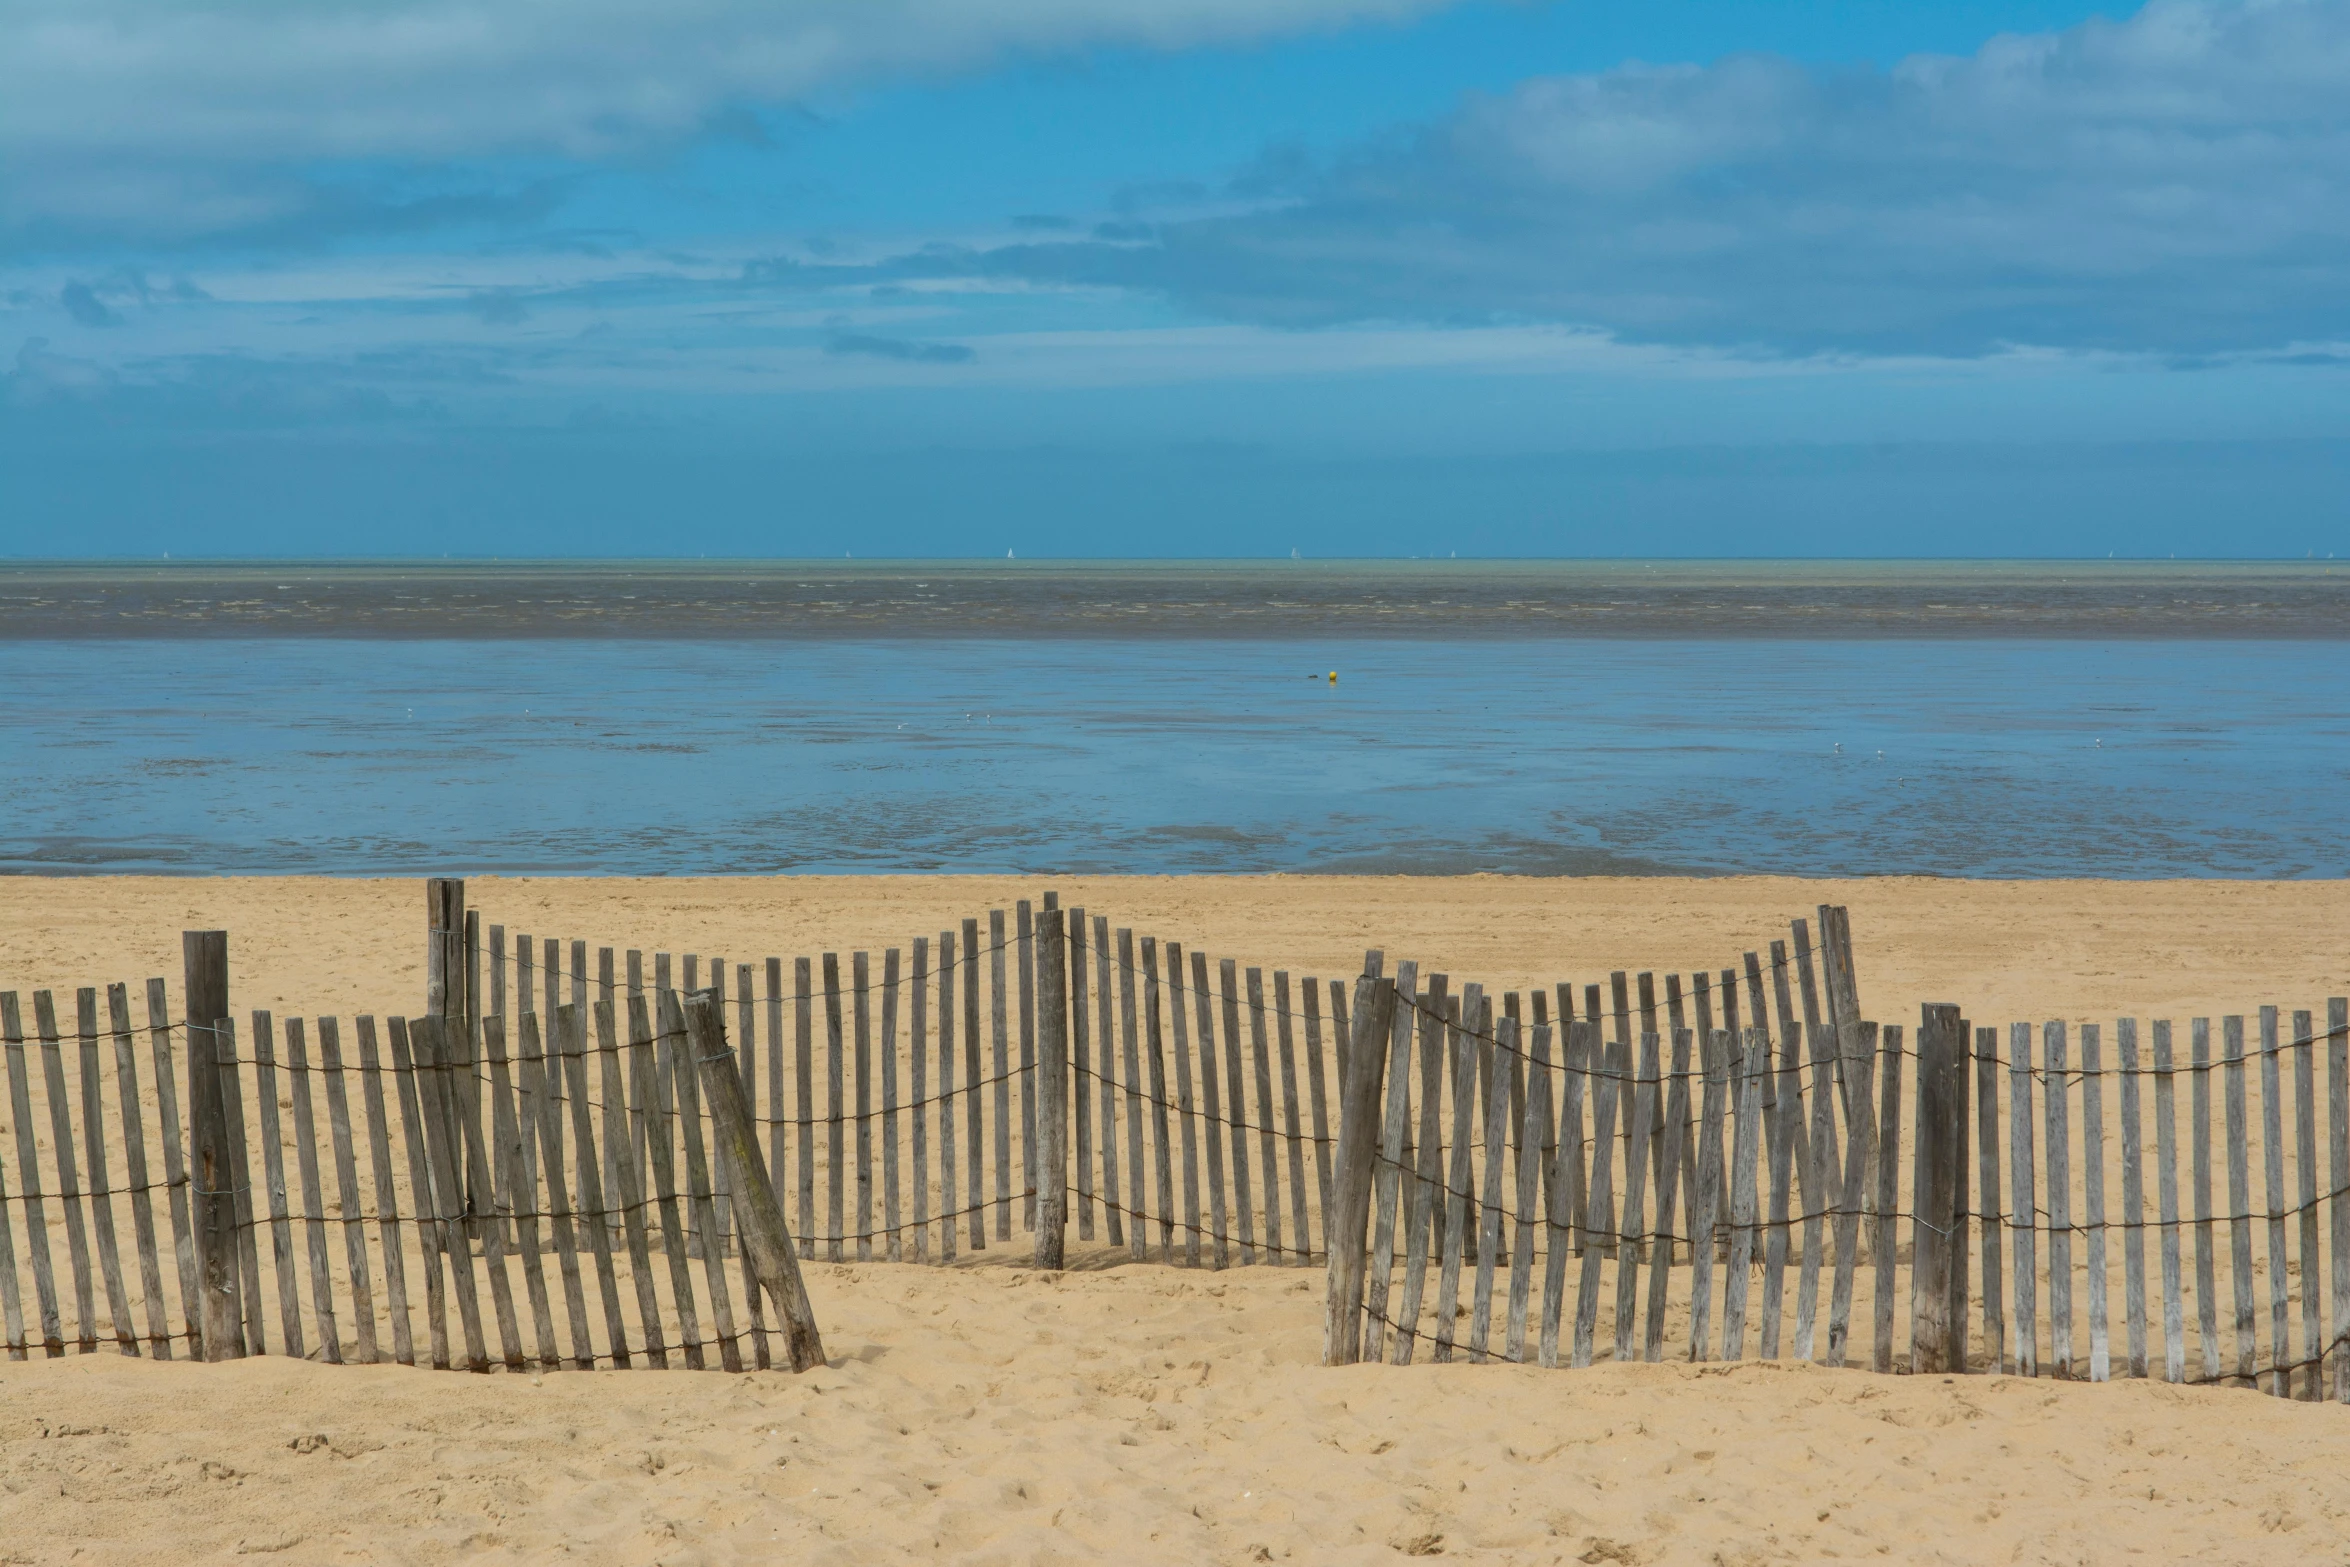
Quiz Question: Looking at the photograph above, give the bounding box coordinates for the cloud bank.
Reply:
[973,0,2350,354]
[1,0,1450,246]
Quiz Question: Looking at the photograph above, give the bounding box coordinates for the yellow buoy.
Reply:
[1328,671,1338,683]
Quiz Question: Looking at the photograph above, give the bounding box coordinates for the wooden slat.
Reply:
[1393,977,1450,1362]
[1093,917,1122,1251]
[991,910,1012,1245]
[1759,1006,1797,1361]
[1539,1020,1589,1366]
[388,1017,452,1369]
[1304,976,1333,1257]
[1221,958,1257,1266]
[1964,1029,2002,1372]
[735,963,770,1368]
[2081,1023,2110,1381]
[624,996,690,1367]
[796,956,815,1261]
[1169,942,1203,1268]
[1067,917,1092,1242]
[1475,998,1513,1361]
[912,941,933,1263]
[450,1016,522,1373]
[2153,1020,2185,1384]
[937,933,959,1265]
[2293,1009,2321,1401]
[962,917,984,1252]
[1145,941,1177,1263]
[412,1017,488,1371]
[486,1015,556,1369]
[2044,1021,2074,1379]
[1573,1031,1627,1368]
[1827,1024,1881,1370]
[2257,1008,2290,1396]
[1123,935,1150,1261]
[822,954,845,1263]
[282,1019,342,1362]
[1249,967,1288,1263]
[29,993,95,1353]
[0,999,30,1359]
[1193,948,1229,1269]
[1685,1028,1727,1362]
[144,979,198,1358]
[522,1011,591,1369]
[1911,1009,1965,1374]
[765,959,785,1219]
[216,1016,266,1356]
[1364,962,1417,1360]
[1794,1020,1834,1361]
[1433,1000,1477,1362]
[682,990,824,1371]
[2330,999,2350,1403]
[1642,1028,1691,1362]
[2191,1018,2220,1383]
[1017,903,1036,1233]
[1871,1025,1904,1374]
[1722,1028,1769,1362]
[882,949,903,1264]
[315,1019,378,1363]
[246,1010,306,1359]
[2117,1019,2146,1379]
[854,951,874,1262]
[73,990,136,1354]
[2223,1015,2256,1386]
[566,1003,631,1367]
[1614,1032,1660,1364]
[355,1018,415,1367]
[1323,974,1393,1364]
[663,990,740,1372]
[1509,1017,1551,1362]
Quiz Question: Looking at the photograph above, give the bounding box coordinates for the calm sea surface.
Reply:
[4,563,2347,877]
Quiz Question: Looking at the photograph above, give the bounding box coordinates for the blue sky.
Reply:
[4,0,2347,557]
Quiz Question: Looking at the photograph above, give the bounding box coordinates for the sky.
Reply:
[4,0,2348,558]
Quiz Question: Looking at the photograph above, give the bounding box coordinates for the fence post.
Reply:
[1913,1002,1966,1373]
[1324,972,1397,1365]
[1035,906,1068,1270]
[181,930,242,1362]
[426,879,466,1027]
[684,989,827,1372]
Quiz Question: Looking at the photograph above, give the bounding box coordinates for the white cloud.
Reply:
[0,0,1451,242]
[972,0,2350,354]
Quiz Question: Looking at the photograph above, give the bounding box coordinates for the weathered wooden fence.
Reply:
[0,912,820,1373]
[1324,907,2350,1401]
[14,881,2339,1400]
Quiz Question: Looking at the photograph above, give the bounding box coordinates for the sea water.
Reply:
[3,576,2346,877]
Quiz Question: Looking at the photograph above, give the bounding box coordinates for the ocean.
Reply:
[4,561,2346,878]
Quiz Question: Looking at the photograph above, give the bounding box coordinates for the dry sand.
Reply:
[5,874,2350,1565]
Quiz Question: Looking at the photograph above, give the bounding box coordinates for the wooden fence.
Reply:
[0,917,821,1373]
[1324,908,2350,1402]
[13,880,2339,1400]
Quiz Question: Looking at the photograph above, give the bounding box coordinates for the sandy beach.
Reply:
[5,874,2350,1564]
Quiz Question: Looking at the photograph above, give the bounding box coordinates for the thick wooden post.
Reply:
[1034,907,1068,1270]
[685,990,826,1372]
[1912,1003,1966,1373]
[1324,973,1397,1365]
[181,931,242,1361]
[426,879,466,1028]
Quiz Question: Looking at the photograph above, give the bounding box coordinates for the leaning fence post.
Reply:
[1912,1003,1966,1373]
[684,989,826,1372]
[1324,973,1397,1366]
[1034,907,1069,1270]
[181,930,242,1362]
